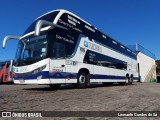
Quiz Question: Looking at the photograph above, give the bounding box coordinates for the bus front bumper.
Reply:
[14,79,51,84]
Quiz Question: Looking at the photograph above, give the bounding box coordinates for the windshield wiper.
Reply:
[15,57,35,66]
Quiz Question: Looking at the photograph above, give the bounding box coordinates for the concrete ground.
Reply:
[0,82,160,120]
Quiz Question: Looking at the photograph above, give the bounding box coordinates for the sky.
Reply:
[0,0,160,60]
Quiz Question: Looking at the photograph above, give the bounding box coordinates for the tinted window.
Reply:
[58,13,136,60]
[23,11,59,35]
[52,41,65,58]
[0,61,10,70]
[84,50,127,70]
[48,28,79,58]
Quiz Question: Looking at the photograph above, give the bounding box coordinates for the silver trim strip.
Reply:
[34,20,67,36]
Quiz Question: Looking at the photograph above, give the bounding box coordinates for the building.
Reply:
[128,44,156,82]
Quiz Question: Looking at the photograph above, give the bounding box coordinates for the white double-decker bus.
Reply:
[3,9,139,88]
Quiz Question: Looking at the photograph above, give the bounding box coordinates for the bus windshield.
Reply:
[15,34,47,65]
[15,28,78,66]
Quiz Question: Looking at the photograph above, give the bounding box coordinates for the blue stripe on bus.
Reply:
[14,71,139,81]
[14,71,77,80]
[14,71,49,80]
[90,74,126,79]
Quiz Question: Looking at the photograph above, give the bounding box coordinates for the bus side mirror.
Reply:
[34,20,68,36]
[2,36,21,49]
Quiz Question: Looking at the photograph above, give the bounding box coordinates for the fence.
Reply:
[127,44,156,60]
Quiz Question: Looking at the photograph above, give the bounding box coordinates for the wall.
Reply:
[137,52,156,82]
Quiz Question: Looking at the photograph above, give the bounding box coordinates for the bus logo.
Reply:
[84,41,88,47]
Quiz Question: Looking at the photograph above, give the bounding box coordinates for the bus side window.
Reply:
[48,28,78,58]
[65,32,78,57]
[52,41,66,58]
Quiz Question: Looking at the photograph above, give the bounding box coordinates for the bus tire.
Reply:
[49,84,61,90]
[125,74,130,85]
[119,76,129,86]
[129,76,133,85]
[77,72,88,88]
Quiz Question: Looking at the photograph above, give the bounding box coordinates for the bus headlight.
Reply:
[32,65,46,74]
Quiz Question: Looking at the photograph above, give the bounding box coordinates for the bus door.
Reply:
[49,59,66,84]
[49,35,66,84]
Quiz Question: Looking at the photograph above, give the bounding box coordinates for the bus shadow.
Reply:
[24,84,76,91]
[24,83,138,91]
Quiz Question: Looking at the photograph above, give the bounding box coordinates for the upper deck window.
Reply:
[102,35,106,39]
[127,49,131,52]
[23,11,59,35]
[112,41,117,44]
[48,28,79,58]
[120,45,125,49]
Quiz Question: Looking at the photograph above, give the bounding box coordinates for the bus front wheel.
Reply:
[77,72,89,88]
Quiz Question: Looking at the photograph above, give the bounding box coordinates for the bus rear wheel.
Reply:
[129,77,133,85]
[49,84,61,90]
[77,72,89,88]
[120,76,129,85]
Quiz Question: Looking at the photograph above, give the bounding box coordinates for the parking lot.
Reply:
[0,82,160,119]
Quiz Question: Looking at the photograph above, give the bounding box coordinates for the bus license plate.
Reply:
[19,80,25,83]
